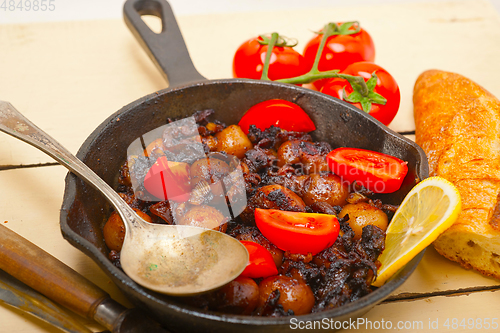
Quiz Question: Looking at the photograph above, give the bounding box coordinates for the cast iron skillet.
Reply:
[60,0,429,332]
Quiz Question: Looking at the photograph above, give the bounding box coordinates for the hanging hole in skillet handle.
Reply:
[123,0,207,87]
[142,15,162,34]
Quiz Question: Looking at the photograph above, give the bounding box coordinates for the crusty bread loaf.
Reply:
[413,69,500,279]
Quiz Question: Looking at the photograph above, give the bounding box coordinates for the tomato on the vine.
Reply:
[233,35,309,81]
[320,62,400,126]
[303,22,375,90]
[238,99,316,134]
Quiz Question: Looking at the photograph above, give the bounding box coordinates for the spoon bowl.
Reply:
[0,100,249,296]
[120,220,249,296]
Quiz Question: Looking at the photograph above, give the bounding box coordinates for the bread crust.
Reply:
[413,70,500,279]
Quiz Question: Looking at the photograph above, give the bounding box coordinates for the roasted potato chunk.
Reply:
[215,125,253,158]
[103,209,151,252]
[339,202,388,240]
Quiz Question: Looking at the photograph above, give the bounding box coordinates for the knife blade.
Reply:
[0,224,170,333]
[0,269,94,333]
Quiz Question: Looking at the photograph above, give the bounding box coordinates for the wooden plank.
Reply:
[2,1,500,331]
[0,19,166,167]
[1,0,500,166]
[342,290,500,332]
[0,305,98,333]
[392,246,500,296]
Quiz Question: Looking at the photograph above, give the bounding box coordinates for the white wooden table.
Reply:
[1,0,500,331]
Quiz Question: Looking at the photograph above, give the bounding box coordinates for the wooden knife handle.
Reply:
[0,224,109,319]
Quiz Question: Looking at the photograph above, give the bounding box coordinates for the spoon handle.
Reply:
[0,101,138,224]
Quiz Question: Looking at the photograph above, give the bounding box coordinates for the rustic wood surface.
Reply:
[1,0,500,331]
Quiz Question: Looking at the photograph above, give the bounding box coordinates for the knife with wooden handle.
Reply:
[0,268,96,333]
[0,224,170,333]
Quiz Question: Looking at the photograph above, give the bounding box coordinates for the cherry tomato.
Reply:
[233,36,309,81]
[239,240,278,279]
[326,147,408,193]
[143,156,191,202]
[238,99,316,134]
[303,22,375,90]
[255,209,340,255]
[320,62,400,126]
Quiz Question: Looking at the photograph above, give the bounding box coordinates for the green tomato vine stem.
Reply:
[260,32,279,81]
[258,22,387,113]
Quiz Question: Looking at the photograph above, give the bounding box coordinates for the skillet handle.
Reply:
[123,0,207,87]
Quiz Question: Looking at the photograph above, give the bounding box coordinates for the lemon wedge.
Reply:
[372,176,461,287]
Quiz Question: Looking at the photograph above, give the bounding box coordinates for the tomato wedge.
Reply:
[239,240,278,279]
[143,156,191,202]
[327,147,408,193]
[255,209,340,255]
[238,99,316,134]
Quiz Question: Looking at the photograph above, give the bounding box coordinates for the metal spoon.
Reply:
[0,101,248,296]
